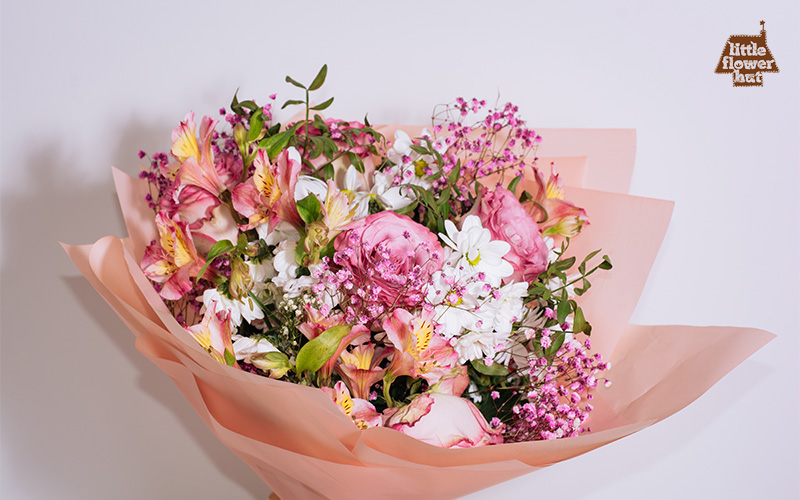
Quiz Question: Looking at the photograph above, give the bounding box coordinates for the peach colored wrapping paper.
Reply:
[63,128,774,500]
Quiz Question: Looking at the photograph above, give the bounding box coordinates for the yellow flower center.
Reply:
[444,293,463,307]
[466,248,481,266]
[414,159,428,177]
[413,318,433,355]
[338,393,354,416]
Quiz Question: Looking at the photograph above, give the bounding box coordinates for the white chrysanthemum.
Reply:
[439,216,513,285]
[426,267,480,338]
[385,130,443,188]
[372,170,417,211]
[202,288,264,327]
[451,329,511,365]
[544,236,559,264]
[232,334,278,363]
[479,281,528,337]
[269,241,318,298]
[272,241,299,282]
[294,175,328,202]
[257,220,301,245]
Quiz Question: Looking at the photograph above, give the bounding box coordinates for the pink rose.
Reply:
[334,212,443,310]
[383,392,504,448]
[476,187,548,282]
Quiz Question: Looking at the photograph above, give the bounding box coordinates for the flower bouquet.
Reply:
[64,66,773,499]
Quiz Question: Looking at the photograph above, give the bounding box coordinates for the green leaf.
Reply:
[196,239,235,281]
[545,331,566,357]
[574,278,591,296]
[247,110,264,142]
[393,201,418,215]
[507,174,523,195]
[295,237,308,265]
[308,64,328,91]
[349,152,365,174]
[310,97,334,111]
[519,191,532,203]
[322,163,334,180]
[573,306,587,335]
[296,193,321,224]
[470,359,509,377]
[295,325,352,373]
[258,122,302,160]
[599,255,613,270]
[230,90,242,115]
[285,74,306,89]
[223,349,237,367]
[281,99,305,110]
[556,298,571,324]
[266,123,281,136]
[555,256,576,271]
[448,163,461,185]
[363,114,371,127]
[409,145,429,155]
[408,184,436,208]
[582,249,602,266]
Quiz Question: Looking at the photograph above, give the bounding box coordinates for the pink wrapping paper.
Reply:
[63,128,774,500]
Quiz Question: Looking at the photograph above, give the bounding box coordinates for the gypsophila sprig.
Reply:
[135,65,610,448]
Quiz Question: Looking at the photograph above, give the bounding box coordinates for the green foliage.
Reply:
[295,325,352,374]
[470,359,510,377]
[196,239,235,282]
[296,193,322,224]
[308,64,328,91]
[258,122,302,160]
[507,174,523,195]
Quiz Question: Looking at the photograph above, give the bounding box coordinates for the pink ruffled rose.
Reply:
[383,392,504,448]
[476,187,548,282]
[334,212,443,309]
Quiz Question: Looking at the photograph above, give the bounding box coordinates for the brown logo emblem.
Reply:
[715,21,779,87]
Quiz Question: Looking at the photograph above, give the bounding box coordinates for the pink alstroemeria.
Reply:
[172,113,228,197]
[382,308,460,387]
[383,392,504,448]
[191,205,240,255]
[336,343,389,400]
[318,324,370,382]
[141,212,206,300]
[171,112,201,163]
[173,184,220,226]
[185,304,238,368]
[526,163,589,238]
[231,147,303,230]
[322,381,382,430]
[297,304,346,341]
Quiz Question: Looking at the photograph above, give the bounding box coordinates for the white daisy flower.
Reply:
[439,215,513,285]
[232,335,279,363]
[201,287,264,327]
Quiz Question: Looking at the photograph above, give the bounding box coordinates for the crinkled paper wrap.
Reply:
[63,128,774,500]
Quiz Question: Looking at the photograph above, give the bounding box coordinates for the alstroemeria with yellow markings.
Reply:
[321,381,382,430]
[322,179,357,233]
[171,113,228,196]
[231,147,303,231]
[301,180,358,263]
[185,304,239,368]
[336,343,389,400]
[382,308,460,389]
[526,163,589,238]
[141,212,206,300]
[171,112,201,163]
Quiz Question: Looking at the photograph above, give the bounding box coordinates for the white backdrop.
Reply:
[2,1,798,499]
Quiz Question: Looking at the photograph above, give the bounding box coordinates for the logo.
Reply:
[715,21,779,87]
